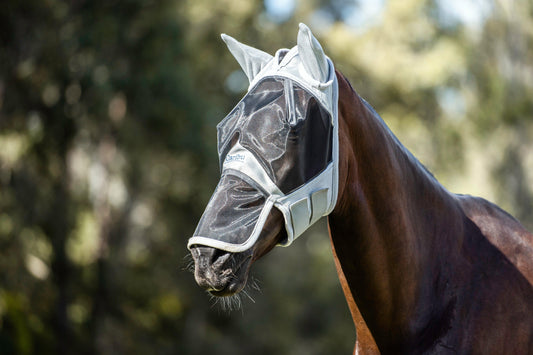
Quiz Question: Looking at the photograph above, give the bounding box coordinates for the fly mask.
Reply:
[188,24,339,253]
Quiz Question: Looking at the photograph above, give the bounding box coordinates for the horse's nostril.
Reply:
[213,253,231,269]
[191,247,229,278]
[211,248,230,267]
[190,246,246,294]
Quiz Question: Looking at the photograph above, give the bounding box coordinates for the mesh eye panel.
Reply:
[217,77,332,195]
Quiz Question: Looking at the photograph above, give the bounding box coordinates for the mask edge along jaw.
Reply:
[187,196,277,253]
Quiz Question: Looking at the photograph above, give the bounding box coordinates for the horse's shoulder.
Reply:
[455,194,533,284]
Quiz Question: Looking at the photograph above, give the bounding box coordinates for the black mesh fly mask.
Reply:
[188,24,339,253]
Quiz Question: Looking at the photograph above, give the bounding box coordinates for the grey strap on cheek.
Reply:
[274,163,335,243]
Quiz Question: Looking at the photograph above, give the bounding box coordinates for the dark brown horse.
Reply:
[189,25,533,354]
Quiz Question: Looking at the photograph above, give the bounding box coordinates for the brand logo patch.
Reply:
[225,153,245,163]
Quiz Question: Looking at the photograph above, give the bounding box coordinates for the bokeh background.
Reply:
[1,0,532,354]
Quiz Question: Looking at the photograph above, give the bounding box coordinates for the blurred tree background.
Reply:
[0,0,531,354]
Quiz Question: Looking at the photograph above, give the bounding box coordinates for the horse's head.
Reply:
[188,24,339,299]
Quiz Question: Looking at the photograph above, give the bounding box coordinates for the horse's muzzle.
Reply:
[190,246,251,296]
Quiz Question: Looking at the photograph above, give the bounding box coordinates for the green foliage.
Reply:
[0,0,531,354]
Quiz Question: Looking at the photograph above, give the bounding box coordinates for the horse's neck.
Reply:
[329,74,464,348]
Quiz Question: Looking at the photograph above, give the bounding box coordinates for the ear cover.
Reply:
[297,23,329,83]
[221,34,274,83]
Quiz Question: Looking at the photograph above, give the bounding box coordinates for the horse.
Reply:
[188,24,533,354]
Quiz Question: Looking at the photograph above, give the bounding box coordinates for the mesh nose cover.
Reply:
[190,174,276,252]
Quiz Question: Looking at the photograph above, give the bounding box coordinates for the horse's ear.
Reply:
[297,23,329,83]
[221,34,273,83]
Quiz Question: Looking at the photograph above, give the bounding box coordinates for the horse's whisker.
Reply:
[182,253,195,273]
[242,289,255,304]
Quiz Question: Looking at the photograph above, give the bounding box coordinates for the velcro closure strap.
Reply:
[290,198,311,238]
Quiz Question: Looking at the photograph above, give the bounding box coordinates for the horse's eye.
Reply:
[236,184,255,192]
[240,197,264,209]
